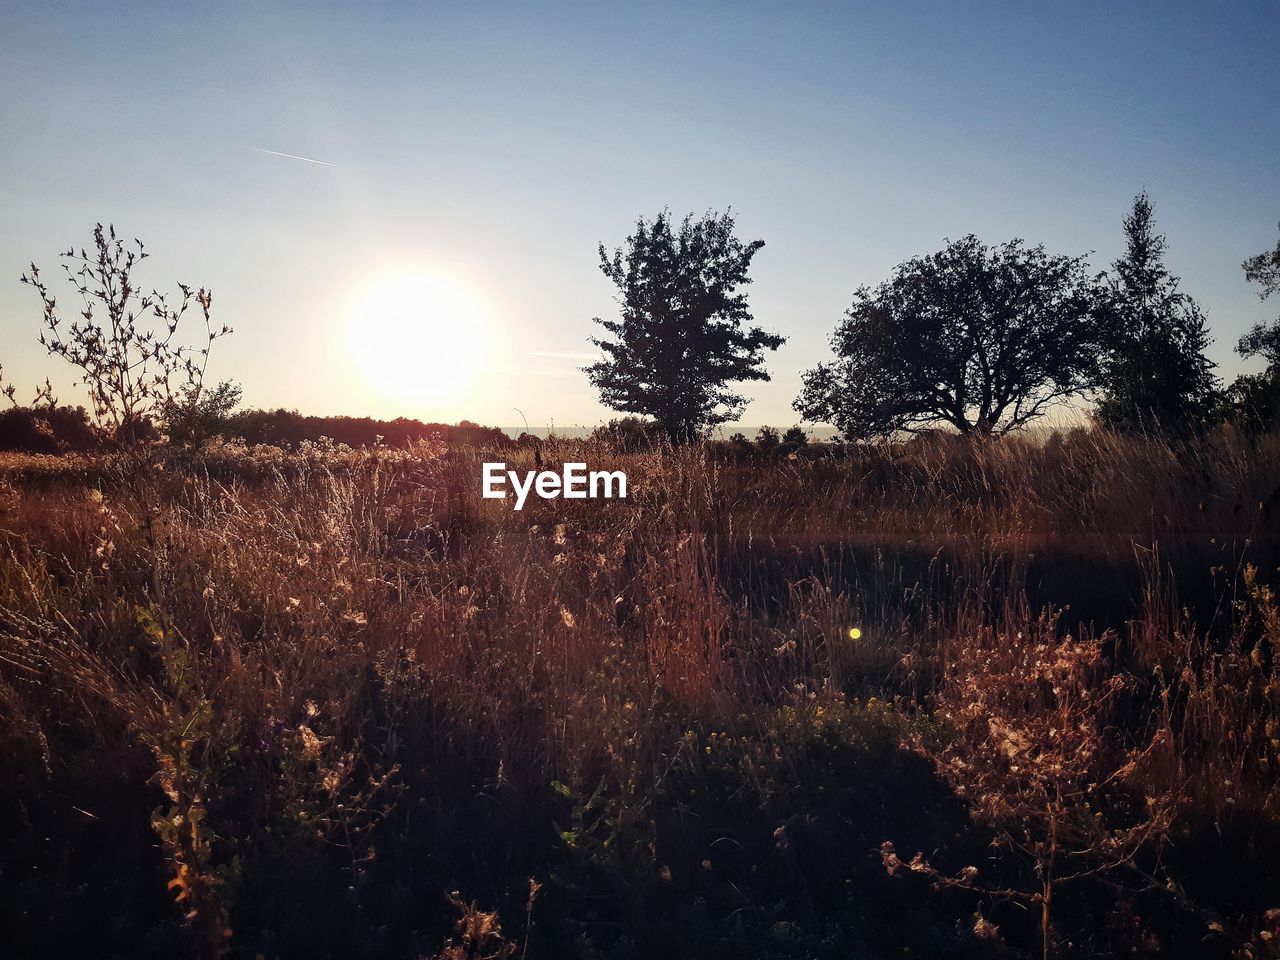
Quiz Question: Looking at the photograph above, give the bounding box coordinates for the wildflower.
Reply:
[973,916,1000,941]
[298,724,323,759]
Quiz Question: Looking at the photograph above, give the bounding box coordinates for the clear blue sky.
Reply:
[2,1,1277,429]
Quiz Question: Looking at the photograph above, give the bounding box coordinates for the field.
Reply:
[2,429,1279,959]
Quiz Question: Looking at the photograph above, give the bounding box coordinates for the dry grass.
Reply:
[1,428,1278,958]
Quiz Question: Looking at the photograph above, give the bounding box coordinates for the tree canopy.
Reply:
[794,235,1109,439]
[585,210,784,441]
[1238,222,1280,374]
[1242,222,1280,305]
[1230,222,1280,429]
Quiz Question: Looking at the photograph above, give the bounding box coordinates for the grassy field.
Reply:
[1,429,1278,959]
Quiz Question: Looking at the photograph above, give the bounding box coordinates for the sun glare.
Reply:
[348,273,488,406]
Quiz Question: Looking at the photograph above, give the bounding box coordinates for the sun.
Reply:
[347,272,488,405]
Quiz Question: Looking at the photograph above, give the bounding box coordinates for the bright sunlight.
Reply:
[348,272,488,405]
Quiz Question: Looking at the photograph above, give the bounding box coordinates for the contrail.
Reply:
[250,146,336,166]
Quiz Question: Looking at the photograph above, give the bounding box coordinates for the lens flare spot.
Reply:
[848,627,863,641]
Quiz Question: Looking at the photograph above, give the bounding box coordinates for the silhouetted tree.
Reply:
[17,224,231,447]
[1095,194,1220,432]
[586,210,785,442]
[14,226,230,602]
[794,236,1108,439]
[755,425,781,453]
[589,416,663,452]
[781,425,808,446]
[1228,364,1280,432]
[725,431,754,457]
[1242,222,1280,305]
[1238,323,1280,370]
[1234,321,1280,430]
[1238,225,1280,380]
[1230,223,1280,428]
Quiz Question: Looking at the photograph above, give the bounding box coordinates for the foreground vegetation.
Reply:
[2,428,1279,959]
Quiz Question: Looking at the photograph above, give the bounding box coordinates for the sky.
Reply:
[2,1,1278,431]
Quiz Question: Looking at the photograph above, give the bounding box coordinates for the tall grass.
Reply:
[1,428,1277,958]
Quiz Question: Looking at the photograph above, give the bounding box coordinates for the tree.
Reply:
[1242,221,1280,305]
[781,425,808,446]
[589,415,663,453]
[13,225,232,603]
[1238,224,1280,375]
[164,379,242,448]
[754,425,781,452]
[586,210,785,442]
[1095,194,1220,432]
[1230,223,1280,429]
[794,235,1108,439]
[1238,322,1280,370]
[17,224,231,446]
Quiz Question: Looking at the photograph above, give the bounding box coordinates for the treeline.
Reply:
[6,204,1280,453]
[0,405,98,454]
[0,405,512,454]
[218,409,511,449]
